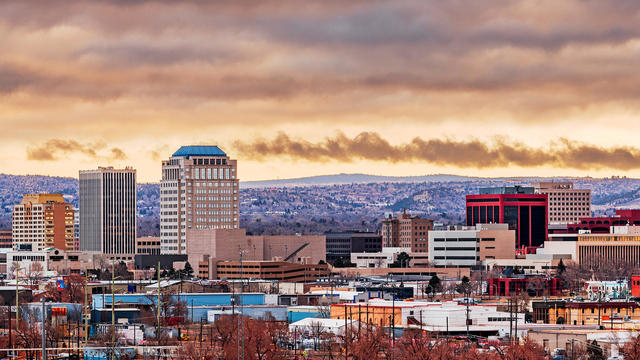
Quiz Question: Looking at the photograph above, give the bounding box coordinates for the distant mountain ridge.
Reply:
[1,172,640,235]
[240,173,608,188]
[240,173,482,188]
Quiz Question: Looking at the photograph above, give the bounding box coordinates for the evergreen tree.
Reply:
[183,262,194,278]
[557,259,566,274]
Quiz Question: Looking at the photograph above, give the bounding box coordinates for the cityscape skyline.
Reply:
[2,1,640,181]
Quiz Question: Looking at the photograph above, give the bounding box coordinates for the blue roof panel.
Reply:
[172,145,226,158]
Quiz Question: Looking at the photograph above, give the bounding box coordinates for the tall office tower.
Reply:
[380,210,433,252]
[531,182,591,224]
[79,167,136,254]
[12,194,74,251]
[466,186,548,250]
[160,146,239,254]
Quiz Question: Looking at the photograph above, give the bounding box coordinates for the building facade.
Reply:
[160,146,239,254]
[532,182,591,224]
[351,248,431,268]
[325,231,382,265]
[428,223,515,267]
[466,186,548,250]
[136,236,161,255]
[79,167,137,254]
[381,211,433,252]
[186,228,326,279]
[564,209,640,234]
[12,194,74,252]
[214,260,329,282]
[576,226,640,267]
[0,230,12,249]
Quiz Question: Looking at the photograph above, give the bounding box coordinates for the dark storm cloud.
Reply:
[234,132,640,170]
[27,139,128,161]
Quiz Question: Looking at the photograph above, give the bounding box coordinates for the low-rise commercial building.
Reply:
[214,260,329,282]
[187,228,326,279]
[428,224,515,267]
[482,253,569,274]
[6,248,120,278]
[136,236,161,255]
[576,226,640,267]
[325,231,381,265]
[532,300,640,327]
[331,299,524,336]
[487,276,562,297]
[350,247,430,268]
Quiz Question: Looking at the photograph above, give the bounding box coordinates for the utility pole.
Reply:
[392,294,396,345]
[111,260,116,356]
[109,260,118,360]
[239,250,245,360]
[84,272,89,343]
[41,297,46,360]
[14,267,20,360]
[514,300,518,344]
[509,298,513,343]
[156,261,161,344]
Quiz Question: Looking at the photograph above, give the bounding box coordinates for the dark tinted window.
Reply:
[531,206,546,247]
[520,206,530,248]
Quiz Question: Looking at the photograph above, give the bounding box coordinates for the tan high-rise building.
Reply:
[532,182,591,224]
[12,194,74,251]
[161,146,239,254]
[381,210,433,253]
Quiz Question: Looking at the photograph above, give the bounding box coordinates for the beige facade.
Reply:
[136,236,161,255]
[186,228,326,279]
[577,228,640,267]
[12,193,74,252]
[160,146,239,254]
[532,182,591,224]
[214,260,329,282]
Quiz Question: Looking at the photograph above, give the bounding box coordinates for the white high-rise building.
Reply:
[79,167,137,255]
[160,146,239,254]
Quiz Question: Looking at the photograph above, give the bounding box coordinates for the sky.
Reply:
[1,0,640,182]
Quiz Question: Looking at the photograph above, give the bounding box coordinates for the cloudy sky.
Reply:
[2,0,640,182]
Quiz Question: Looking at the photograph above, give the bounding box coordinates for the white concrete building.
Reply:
[428,224,515,267]
[350,247,430,268]
[289,318,361,336]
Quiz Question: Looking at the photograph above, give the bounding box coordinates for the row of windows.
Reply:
[193,203,235,208]
[194,196,234,201]
[194,224,238,230]
[192,167,234,180]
